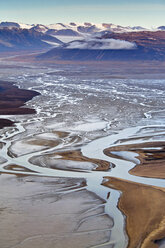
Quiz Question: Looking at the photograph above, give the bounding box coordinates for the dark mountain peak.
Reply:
[69,22,77,26]
[84,22,92,27]
[77,25,100,34]
[30,24,48,33]
[0,21,20,29]
[56,23,66,28]
[158,26,165,30]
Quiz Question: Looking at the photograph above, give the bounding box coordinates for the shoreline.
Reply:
[0,81,40,129]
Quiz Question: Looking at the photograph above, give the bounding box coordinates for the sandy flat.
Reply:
[103,177,165,248]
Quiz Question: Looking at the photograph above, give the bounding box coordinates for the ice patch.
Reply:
[71,121,108,132]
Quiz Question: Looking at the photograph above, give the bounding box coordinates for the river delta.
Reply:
[0,60,165,248]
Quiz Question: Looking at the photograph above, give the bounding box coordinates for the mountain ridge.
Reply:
[0,28,62,51]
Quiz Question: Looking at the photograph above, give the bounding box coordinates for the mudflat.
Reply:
[0,174,113,248]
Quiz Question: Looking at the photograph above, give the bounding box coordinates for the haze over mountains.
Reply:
[0,21,165,61]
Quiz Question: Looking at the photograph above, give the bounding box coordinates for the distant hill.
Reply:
[37,31,165,61]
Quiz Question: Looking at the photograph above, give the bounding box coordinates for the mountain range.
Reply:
[0,21,165,61]
[0,21,164,36]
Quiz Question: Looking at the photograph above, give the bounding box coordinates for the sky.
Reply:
[0,0,165,27]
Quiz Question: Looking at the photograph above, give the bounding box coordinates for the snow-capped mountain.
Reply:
[0,21,164,40]
[33,22,149,35]
[0,21,156,37]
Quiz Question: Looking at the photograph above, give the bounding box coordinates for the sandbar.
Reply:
[103,177,165,248]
